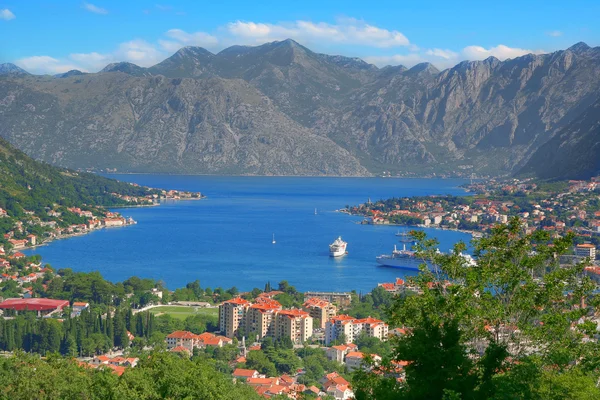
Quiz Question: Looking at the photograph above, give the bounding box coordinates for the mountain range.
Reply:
[1,40,599,178]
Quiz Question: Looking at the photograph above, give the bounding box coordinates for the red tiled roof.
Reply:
[345,351,364,359]
[277,309,309,318]
[233,368,259,378]
[223,297,250,306]
[0,298,69,311]
[166,330,198,339]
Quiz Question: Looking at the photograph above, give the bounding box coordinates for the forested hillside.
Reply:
[0,136,156,214]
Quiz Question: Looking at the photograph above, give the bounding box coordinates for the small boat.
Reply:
[272,234,276,244]
[395,230,413,242]
[329,236,348,257]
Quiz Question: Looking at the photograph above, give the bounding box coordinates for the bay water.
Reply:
[26,176,472,293]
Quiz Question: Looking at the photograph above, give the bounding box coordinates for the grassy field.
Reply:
[148,306,219,320]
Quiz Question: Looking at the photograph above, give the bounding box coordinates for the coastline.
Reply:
[22,196,206,252]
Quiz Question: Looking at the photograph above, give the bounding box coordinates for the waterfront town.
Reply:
[346,177,600,261]
[0,251,393,399]
[1,178,600,398]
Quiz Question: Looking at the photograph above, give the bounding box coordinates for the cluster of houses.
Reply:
[80,354,140,376]
[165,331,233,353]
[1,205,136,254]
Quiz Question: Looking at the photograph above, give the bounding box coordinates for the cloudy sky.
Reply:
[0,0,598,74]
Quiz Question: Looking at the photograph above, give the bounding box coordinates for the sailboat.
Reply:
[314,208,318,215]
[272,234,276,244]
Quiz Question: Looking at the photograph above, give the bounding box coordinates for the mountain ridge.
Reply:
[1,40,598,178]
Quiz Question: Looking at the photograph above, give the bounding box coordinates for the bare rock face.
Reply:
[1,40,599,177]
[519,97,600,180]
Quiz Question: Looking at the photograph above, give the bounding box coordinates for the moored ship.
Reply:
[329,237,348,257]
[376,245,477,270]
[376,244,419,269]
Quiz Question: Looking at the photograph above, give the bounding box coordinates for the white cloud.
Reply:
[224,18,410,48]
[16,56,84,75]
[114,40,165,66]
[366,44,545,69]
[69,52,113,71]
[83,2,108,15]
[462,44,542,61]
[364,53,427,67]
[425,48,458,60]
[163,29,219,49]
[546,30,563,37]
[0,8,15,20]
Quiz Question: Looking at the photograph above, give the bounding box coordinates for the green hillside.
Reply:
[0,136,155,216]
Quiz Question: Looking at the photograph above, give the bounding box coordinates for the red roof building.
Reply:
[0,298,69,314]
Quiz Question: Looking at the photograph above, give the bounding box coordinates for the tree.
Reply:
[353,218,600,399]
[246,350,277,377]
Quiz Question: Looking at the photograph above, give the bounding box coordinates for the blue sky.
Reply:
[1,0,598,74]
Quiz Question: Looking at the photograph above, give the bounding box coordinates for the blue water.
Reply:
[26,176,472,293]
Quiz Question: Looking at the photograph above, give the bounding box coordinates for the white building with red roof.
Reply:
[325,315,388,345]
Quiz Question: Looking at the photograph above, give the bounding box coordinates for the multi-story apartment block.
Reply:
[246,302,281,340]
[575,243,597,260]
[219,297,251,338]
[325,315,389,345]
[220,298,314,343]
[275,309,313,344]
[304,292,352,307]
[302,297,337,329]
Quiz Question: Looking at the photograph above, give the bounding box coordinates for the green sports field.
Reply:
[148,306,219,320]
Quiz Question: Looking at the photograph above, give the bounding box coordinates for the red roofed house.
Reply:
[232,368,262,381]
[170,346,191,356]
[0,298,69,316]
[165,330,201,351]
[326,343,358,363]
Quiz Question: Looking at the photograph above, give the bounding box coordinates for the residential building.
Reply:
[326,343,358,363]
[575,243,597,259]
[325,315,389,345]
[325,315,356,345]
[219,297,251,338]
[275,309,313,344]
[304,292,352,307]
[302,297,337,329]
[232,368,262,381]
[165,330,200,351]
[246,302,281,340]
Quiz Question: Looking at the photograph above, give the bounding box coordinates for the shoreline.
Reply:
[103,172,481,180]
[22,196,206,251]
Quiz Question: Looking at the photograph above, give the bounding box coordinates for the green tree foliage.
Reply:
[0,351,262,399]
[0,136,159,215]
[353,218,600,399]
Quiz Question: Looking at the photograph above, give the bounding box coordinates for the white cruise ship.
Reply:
[329,237,348,257]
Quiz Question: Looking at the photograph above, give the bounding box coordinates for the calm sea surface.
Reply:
[26,176,473,293]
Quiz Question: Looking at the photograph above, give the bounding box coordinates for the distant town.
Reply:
[345,176,600,266]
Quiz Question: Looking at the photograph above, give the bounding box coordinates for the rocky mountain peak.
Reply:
[568,42,591,53]
[54,70,86,78]
[0,63,30,75]
[406,62,440,75]
[174,46,215,58]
